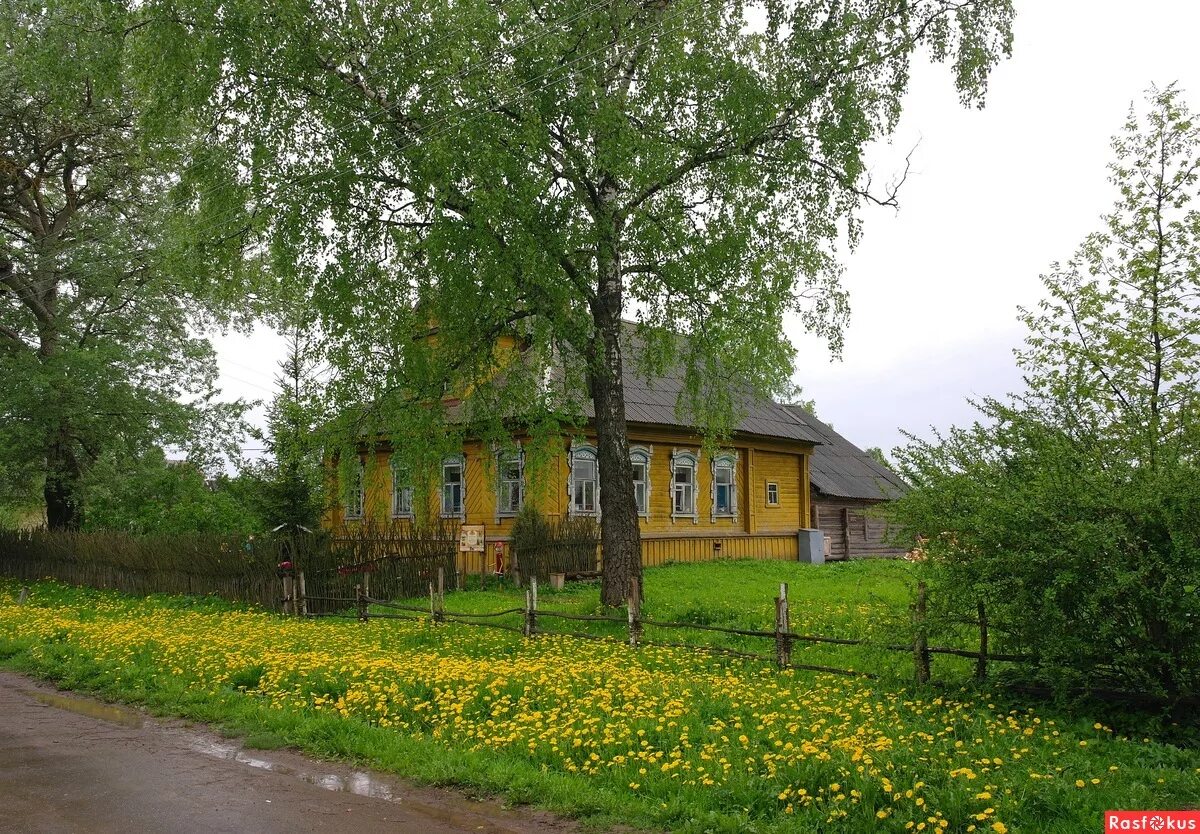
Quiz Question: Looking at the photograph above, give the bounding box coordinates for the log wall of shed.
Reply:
[812,496,908,560]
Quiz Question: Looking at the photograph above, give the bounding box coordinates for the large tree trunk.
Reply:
[38,305,84,531]
[591,217,643,607]
[44,427,84,531]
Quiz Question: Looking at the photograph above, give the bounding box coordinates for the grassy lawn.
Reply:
[2,566,1198,833]
[418,559,960,679]
[443,558,913,633]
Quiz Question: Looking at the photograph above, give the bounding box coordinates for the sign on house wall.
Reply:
[459,524,486,553]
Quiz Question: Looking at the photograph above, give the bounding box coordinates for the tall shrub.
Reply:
[891,87,1200,696]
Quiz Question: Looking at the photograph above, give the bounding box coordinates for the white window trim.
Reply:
[766,481,779,506]
[345,462,365,519]
[567,443,599,517]
[630,444,652,519]
[495,444,524,520]
[710,451,739,522]
[669,449,698,524]
[390,460,414,519]
[441,455,466,520]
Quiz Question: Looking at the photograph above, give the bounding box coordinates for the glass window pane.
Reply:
[442,461,463,514]
[392,465,413,516]
[715,462,734,514]
[572,451,598,514]
[498,453,522,514]
[673,461,695,514]
[347,467,364,517]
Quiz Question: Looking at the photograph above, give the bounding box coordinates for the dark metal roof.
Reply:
[780,406,909,501]
[446,322,821,447]
[558,328,822,445]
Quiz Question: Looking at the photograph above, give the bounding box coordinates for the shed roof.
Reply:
[779,406,909,501]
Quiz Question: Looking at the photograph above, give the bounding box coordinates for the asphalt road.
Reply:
[0,671,581,834]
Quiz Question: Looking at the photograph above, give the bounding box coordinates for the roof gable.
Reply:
[780,406,909,500]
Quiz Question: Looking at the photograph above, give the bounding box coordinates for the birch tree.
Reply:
[892,87,1200,694]
[1019,85,1200,461]
[157,0,1014,602]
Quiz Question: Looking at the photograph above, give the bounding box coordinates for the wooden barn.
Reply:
[782,406,910,560]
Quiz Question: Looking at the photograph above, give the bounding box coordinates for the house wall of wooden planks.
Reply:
[326,427,816,571]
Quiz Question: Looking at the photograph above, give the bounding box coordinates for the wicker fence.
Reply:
[0,529,284,608]
[302,521,459,613]
[0,524,460,609]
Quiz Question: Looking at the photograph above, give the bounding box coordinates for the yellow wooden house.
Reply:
[326,328,827,572]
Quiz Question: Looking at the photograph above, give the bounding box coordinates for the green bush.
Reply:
[889,88,1200,698]
[892,404,1200,696]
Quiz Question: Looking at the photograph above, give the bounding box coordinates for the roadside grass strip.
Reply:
[1,580,1197,834]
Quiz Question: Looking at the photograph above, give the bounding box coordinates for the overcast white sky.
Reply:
[214,0,1200,461]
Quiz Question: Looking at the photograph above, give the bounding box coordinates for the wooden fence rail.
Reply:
[280,573,1026,683]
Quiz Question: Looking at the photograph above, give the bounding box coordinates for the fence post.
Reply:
[429,580,438,622]
[628,576,641,648]
[17,586,29,606]
[976,600,989,681]
[356,583,368,623]
[524,587,534,638]
[437,566,445,615]
[282,574,294,615]
[913,581,930,684]
[775,582,791,669]
[297,571,307,617]
[530,575,539,636]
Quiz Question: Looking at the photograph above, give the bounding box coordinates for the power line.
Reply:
[219,371,276,394]
[220,355,278,380]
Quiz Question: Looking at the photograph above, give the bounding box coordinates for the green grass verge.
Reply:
[1,566,1197,834]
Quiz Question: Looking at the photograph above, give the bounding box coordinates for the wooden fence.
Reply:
[0,525,460,610]
[285,572,1028,684]
[0,530,284,608]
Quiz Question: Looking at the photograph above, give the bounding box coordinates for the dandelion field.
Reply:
[1,570,1198,833]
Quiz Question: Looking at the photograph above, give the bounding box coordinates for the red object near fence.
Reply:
[337,563,378,576]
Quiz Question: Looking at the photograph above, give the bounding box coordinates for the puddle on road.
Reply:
[187,736,528,833]
[188,737,396,801]
[30,691,145,728]
[21,685,549,833]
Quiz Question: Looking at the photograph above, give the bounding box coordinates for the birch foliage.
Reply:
[149,0,1014,600]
